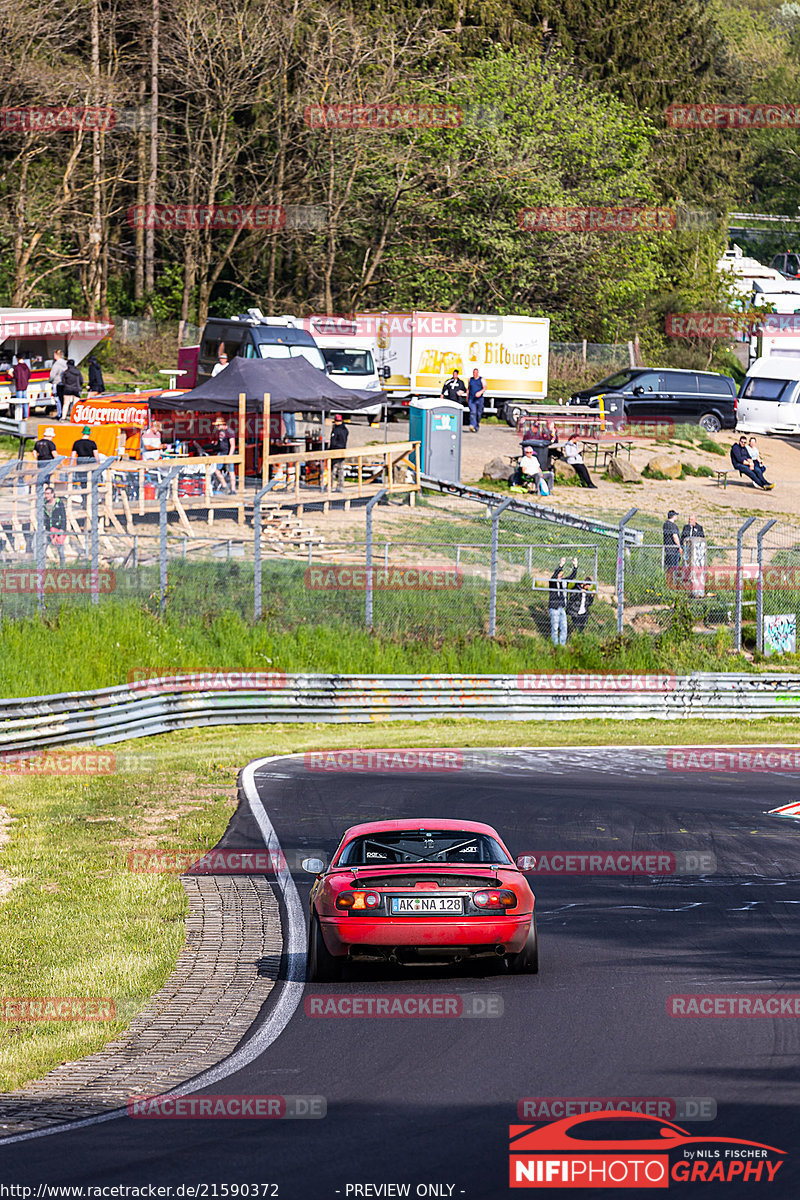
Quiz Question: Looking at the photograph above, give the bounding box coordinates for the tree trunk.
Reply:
[144,0,160,310]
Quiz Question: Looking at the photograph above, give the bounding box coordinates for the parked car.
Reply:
[770,252,800,281]
[737,355,800,435]
[569,367,737,433]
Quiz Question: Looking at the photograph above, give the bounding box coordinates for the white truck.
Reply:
[307,311,550,420]
[299,316,384,419]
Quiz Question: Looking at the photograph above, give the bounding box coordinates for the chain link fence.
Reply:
[2,463,800,654]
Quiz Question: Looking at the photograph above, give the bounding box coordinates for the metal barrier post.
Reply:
[735,516,757,651]
[88,458,118,604]
[756,518,777,654]
[34,456,67,613]
[616,508,638,634]
[489,497,513,637]
[365,489,388,629]
[156,465,185,615]
[253,478,281,620]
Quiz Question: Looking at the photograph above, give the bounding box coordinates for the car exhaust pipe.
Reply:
[494,944,505,956]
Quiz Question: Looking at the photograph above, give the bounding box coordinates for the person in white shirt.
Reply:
[561,435,596,488]
[49,349,67,418]
[748,437,764,466]
[515,444,554,493]
[141,421,163,460]
[211,352,229,377]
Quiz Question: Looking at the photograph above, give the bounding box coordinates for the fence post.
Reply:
[156,465,185,615]
[755,518,777,655]
[89,457,118,604]
[616,508,638,634]
[253,477,281,620]
[735,516,757,651]
[489,497,513,637]
[365,488,388,629]
[34,456,66,613]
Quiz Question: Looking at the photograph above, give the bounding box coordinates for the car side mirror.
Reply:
[633,386,645,395]
[302,857,326,874]
[380,365,391,380]
[515,854,537,872]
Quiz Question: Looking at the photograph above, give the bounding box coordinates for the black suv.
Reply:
[569,368,737,433]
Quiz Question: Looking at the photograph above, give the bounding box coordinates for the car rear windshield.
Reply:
[336,830,513,866]
[741,377,794,402]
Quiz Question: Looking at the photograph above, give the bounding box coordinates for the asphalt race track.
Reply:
[2,748,800,1198]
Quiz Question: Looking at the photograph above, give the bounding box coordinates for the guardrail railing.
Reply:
[0,673,796,754]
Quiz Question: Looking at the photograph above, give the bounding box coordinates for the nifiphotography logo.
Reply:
[509,1111,785,1188]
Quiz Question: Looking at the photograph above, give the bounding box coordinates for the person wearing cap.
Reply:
[211,351,229,377]
[328,413,348,491]
[34,428,58,469]
[663,509,681,571]
[211,417,236,493]
[70,426,100,503]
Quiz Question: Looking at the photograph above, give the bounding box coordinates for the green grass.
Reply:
[0,588,761,698]
[4,715,800,1090]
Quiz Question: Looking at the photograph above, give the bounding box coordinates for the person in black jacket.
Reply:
[730,436,773,489]
[61,359,84,419]
[568,579,595,633]
[87,355,105,397]
[549,556,577,645]
[328,413,348,491]
[43,485,67,565]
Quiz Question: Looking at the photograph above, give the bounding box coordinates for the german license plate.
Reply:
[390,896,463,914]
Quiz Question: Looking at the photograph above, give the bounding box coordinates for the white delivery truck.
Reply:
[737,355,800,436]
[324,312,550,419]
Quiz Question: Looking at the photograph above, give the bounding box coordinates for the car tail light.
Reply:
[473,889,516,910]
[336,891,381,910]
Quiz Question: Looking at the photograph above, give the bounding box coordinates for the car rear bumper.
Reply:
[319,913,533,956]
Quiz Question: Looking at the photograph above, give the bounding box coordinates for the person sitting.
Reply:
[730,436,773,490]
[513,444,554,493]
[561,434,597,488]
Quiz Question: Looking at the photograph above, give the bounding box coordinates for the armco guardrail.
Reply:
[0,673,798,753]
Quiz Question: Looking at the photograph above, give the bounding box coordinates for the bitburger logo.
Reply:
[509,1111,785,1188]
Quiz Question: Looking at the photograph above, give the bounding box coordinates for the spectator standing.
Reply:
[441,369,467,407]
[680,513,706,548]
[70,425,100,503]
[329,414,348,491]
[49,349,67,419]
[211,352,229,377]
[568,579,595,634]
[87,355,105,397]
[731,436,773,490]
[663,509,681,570]
[141,420,163,460]
[562,435,596,488]
[34,427,58,470]
[549,556,577,646]
[467,368,486,433]
[43,485,67,565]
[12,357,31,421]
[211,417,236,493]
[61,359,83,420]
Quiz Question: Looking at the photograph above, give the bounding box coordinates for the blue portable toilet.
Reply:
[408,398,462,483]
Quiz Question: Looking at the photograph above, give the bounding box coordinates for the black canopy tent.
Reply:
[152,356,385,412]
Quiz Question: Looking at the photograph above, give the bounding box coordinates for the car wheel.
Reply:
[506,915,539,974]
[507,404,522,427]
[698,412,721,434]
[307,912,343,981]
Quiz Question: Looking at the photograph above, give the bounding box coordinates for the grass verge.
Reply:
[3,716,800,1091]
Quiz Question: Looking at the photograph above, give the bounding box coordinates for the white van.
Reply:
[737,356,800,436]
[308,329,384,419]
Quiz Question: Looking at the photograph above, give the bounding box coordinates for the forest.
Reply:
[1,0,800,355]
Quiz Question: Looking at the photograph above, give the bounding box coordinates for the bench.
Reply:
[716,469,729,489]
[583,439,633,470]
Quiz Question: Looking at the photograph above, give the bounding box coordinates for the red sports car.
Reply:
[303,818,538,980]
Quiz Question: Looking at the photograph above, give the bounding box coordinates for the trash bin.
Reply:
[408,399,462,483]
